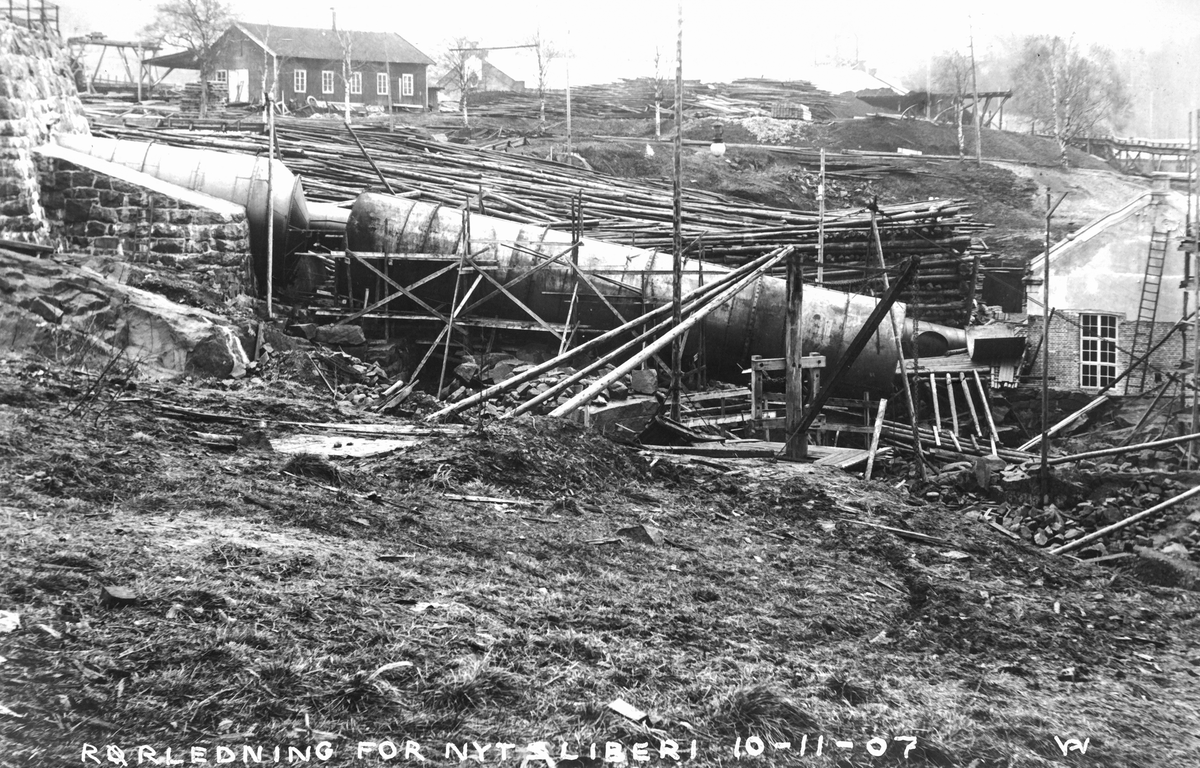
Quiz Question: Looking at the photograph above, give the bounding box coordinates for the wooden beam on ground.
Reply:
[1051,484,1200,555]
[864,397,888,481]
[929,373,942,447]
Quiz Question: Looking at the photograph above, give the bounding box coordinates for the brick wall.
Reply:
[37,158,254,298]
[1026,312,1185,395]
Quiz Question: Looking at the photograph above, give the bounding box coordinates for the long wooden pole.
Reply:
[550,250,791,418]
[817,148,825,285]
[1040,191,1068,504]
[1192,109,1200,466]
[265,92,276,319]
[1049,430,1200,467]
[871,213,926,480]
[1050,484,1200,555]
[670,0,684,421]
[784,246,806,458]
[427,247,786,421]
[775,257,921,451]
[969,19,982,165]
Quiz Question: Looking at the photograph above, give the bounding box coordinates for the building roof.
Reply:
[143,23,435,69]
[236,23,434,66]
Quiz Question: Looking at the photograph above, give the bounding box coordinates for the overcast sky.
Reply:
[57,0,1200,88]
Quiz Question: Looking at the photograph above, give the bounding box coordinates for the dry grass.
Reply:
[1,357,1198,768]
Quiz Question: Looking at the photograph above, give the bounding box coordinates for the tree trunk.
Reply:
[1049,51,1068,168]
[199,62,209,118]
[956,94,965,160]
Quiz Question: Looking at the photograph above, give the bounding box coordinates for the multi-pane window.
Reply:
[293,69,306,93]
[350,72,362,95]
[401,73,414,97]
[377,72,389,95]
[1080,313,1118,389]
[215,70,228,84]
[321,71,334,94]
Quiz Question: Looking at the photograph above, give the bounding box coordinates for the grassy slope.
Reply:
[2,356,1199,767]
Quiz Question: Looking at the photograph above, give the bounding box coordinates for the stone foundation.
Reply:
[0,20,89,243]
[37,158,254,298]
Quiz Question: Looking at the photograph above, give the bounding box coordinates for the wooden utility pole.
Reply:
[670,0,684,421]
[265,92,276,319]
[1040,190,1068,506]
[816,149,825,285]
[969,21,982,165]
[784,249,806,458]
[1192,109,1200,465]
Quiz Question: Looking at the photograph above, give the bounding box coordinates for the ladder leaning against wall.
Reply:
[1128,227,1171,393]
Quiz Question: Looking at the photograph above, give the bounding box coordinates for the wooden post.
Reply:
[929,373,942,446]
[870,212,926,480]
[1192,109,1200,467]
[784,248,806,459]
[864,397,888,481]
[437,203,471,399]
[265,93,275,319]
[1040,191,1068,505]
[670,0,684,422]
[816,149,825,285]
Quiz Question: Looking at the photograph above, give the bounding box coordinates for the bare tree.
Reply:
[141,0,235,117]
[932,49,971,159]
[440,38,483,127]
[1012,35,1130,167]
[334,27,355,122]
[527,29,560,129]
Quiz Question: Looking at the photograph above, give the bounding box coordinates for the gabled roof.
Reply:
[233,23,434,66]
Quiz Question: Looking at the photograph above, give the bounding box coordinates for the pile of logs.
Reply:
[460,77,842,122]
[90,118,986,325]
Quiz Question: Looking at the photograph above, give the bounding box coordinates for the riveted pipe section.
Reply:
[347,193,906,393]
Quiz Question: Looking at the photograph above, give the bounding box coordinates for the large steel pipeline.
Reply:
[347,192,907,393]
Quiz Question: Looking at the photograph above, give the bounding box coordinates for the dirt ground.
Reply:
[2,353,1199,767]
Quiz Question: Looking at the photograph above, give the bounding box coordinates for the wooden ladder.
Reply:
[1129,227,1171,392]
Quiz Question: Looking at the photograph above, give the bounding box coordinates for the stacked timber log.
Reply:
[461,77,839,121]
[178,81,226,116]
[90,118,986,324]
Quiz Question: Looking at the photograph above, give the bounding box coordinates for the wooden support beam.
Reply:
[461,252,564,341]
[929,372,942,447]
[775,256,920,452]
[784,247,806,459]
[959,374,984,438]
[864,397,888,481]
[945,372,962,451]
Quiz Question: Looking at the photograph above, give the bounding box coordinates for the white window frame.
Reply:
[376,72,389,95]
[214,69,228,84]
[293,69,306,93]
[321,70,335,95]
[401,73,414,97]
[1080,313,1118,390]
[349,72,362,96]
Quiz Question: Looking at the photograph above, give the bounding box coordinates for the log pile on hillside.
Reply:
[459,77,844,122]
[91,119,987,325]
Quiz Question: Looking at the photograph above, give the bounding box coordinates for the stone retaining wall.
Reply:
[37,158,254,298]
[0,20,89,243]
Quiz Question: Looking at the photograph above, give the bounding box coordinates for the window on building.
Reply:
[377,72,389,95]
[293,69,307,93]
[401,73,414,97]
[215,70,228,84]
[350,72,362,95]
[1080,313,1118,389]
[321,71,335,94]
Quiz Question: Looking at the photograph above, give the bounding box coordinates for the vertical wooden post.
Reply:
[1192,110,1200,466]
[969,19,982,165]
[265,92,275,319]
[816,149,825,285]
[669,0,684,421]
[784,248,807,459]
[438,203,471,399]
[864,397,888,481]
[1040,190,1052,505]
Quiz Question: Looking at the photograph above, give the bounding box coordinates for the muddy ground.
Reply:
[1,352,1198,767]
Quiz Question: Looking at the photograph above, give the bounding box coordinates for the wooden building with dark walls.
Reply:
[154,22,434,110]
